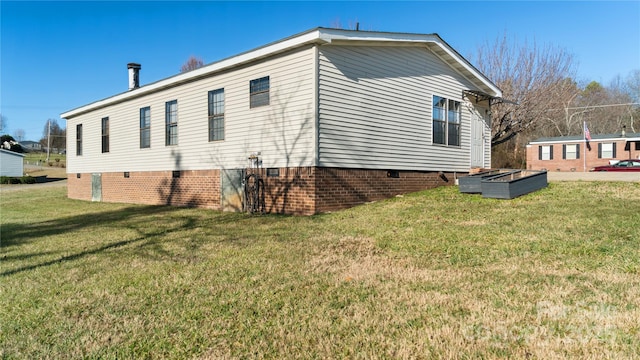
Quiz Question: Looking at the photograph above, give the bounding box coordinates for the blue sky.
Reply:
[1,1,639,141]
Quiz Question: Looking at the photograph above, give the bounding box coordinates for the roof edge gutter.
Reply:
[62,29,330,119]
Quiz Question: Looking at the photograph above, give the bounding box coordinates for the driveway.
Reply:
[547,172,640,182]
[0,179,67,193]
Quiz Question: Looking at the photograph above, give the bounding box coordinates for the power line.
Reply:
[561,103,639,111]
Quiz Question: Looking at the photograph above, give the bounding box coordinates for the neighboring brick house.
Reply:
[526,132,640,172]
[62,28,504,215]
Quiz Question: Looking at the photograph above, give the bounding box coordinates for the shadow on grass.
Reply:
[1,237,147,277]
[1,250,62,262]
[0,205,182,276]
[1,203,298,277]
[1,205,175,248]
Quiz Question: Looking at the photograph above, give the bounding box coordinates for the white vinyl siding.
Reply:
[0,149,25,177]
[64,46,316,173]
[318,45,481,172]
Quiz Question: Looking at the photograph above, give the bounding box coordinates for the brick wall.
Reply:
[258,167,316,215]
[67,173,92,201]
[67,167,455,215]
[68,170,221,209]
[527,139,636,172]
[251,167,455,215]
[313,168,454,213]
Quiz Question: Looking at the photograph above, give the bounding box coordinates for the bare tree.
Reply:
[565,79,639,135]
[180,55,204,73]
[330,18,362,30]
[40,119,66,152]
[13,129,25,142]
[536,78,583,137]
[625,70,640,132]
[0,113,7,133]
[473,33,576,147]
[622,70,640,103]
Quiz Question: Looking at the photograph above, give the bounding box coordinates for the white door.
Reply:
[470,113,485,168]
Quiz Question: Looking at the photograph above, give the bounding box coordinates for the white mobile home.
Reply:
[62,28,502,214]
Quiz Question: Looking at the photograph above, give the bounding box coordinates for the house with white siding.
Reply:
[61,27,502,215]
[19,140,43,152]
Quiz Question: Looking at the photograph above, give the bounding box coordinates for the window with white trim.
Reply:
[101,117,109,153]
[250,76,269,108]
[165,100,178,146]
[140,107,151,148]
[539,145,553,160]
[598,143,616,158]
[563,144,579,160]
[76,124,83,156]
[208,89,224,141]
[432,95,461,146]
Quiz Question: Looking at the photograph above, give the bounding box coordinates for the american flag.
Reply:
[584,122,591,141]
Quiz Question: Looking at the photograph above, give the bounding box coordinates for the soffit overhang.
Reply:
[62,27,501,119]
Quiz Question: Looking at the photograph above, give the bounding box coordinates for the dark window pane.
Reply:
[250,76,269,108]
[140,107,151,148]
[448,123,459,146]
[208,89,225,141]
[165,100,178,145]
[433,120,446,144]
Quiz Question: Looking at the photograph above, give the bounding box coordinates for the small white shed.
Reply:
[0,149,25,177]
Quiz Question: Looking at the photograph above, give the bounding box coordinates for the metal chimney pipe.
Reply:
[127,63,141,90]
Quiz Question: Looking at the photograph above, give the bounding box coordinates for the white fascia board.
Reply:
[528,136,640,145]
[427,38,502,98]
[61,27,501,118]
[62,29,327,119]
[318,28,440,44]
[0,149,26,158]
[529,139,588,145]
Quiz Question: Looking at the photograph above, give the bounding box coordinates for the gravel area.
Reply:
[547,171,640,182]
[0,179,67,193]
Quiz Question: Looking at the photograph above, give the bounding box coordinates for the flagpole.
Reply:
[583,121,587,172]
[584,142,587,172]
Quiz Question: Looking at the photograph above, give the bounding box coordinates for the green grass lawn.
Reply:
[1,182,639,359]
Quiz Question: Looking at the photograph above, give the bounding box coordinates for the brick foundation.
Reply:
[313,168,453,213]
[68,170,221,209]
[67,173,92,201]
[67,167,456,215]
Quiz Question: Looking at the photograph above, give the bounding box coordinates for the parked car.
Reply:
[590,159,640,172]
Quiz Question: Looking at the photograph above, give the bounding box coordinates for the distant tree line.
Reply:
[471,33,639,167]
[0,115,67,154]
[40,119,66,153]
